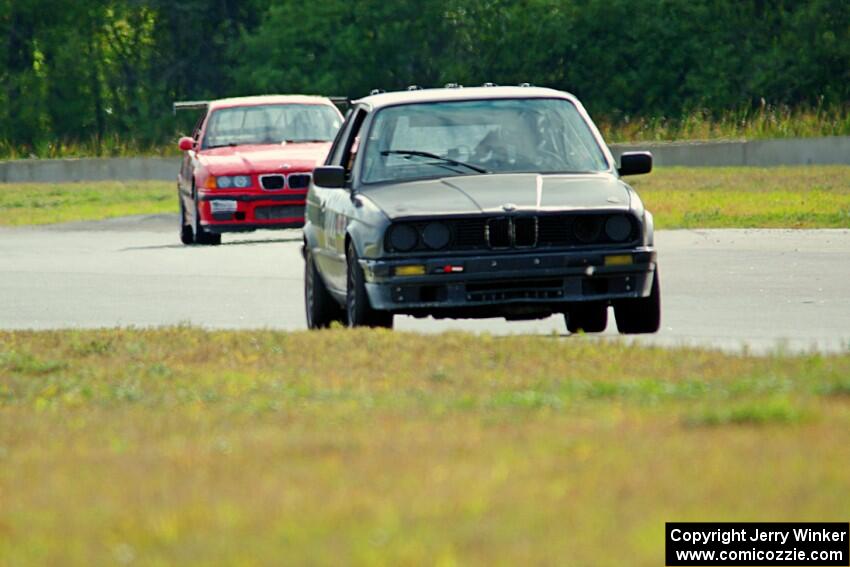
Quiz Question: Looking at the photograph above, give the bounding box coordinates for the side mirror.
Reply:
[618,152,652,176]
[178,136,195,152]
[312,165,346,188]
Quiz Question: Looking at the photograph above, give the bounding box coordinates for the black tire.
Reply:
[565,302,608,334]
[193,192,221,246]
[179,198,194,245]
[346,241,393,329]
[305,248,344,329]
[614,270,661,334]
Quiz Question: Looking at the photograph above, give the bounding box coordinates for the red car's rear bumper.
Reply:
[197,190,306,232]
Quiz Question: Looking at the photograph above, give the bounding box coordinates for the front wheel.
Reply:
[346,241,393,329]
[179,198,194,245]
[565,302,608,334]
[193,194,221,246]
[305,248,344,329]
[614,270,661,334]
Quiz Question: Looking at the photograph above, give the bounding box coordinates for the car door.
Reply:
[309,106,356,285]
[313,107,369,293]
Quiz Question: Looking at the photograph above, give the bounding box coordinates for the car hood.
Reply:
[361,173,632,219]
[197,142,331,175]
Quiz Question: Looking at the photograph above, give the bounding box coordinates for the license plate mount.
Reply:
[210,200,238,214]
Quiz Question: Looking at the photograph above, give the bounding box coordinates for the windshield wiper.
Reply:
[206,142,238,149]
[286,138,330,143]
[381,150,489,174]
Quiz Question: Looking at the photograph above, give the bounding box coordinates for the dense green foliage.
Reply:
[1,0,848,156]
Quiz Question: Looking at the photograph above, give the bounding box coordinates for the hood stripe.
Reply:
[536,174,543,208]
[441,179,483,212]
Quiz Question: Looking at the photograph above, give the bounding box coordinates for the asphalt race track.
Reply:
[1,214,848,353]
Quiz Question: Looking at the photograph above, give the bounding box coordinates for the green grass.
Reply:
[684,398,807,427]
[0,135,180,160]
[632,166,850,228]
[0,181,173,226]
[1,328,849,565]
[599,105,850,143]
[0,166,848,229]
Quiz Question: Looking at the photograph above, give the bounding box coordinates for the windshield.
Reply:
[202,104,341,148]
[361,98,609,184]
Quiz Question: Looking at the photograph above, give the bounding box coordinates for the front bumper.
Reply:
[198,191,306,232]
[361,247,656,312]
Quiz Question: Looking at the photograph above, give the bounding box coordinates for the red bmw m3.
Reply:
[175,95,343,245]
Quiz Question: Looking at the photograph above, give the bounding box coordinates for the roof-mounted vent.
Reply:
[518,82,534,87]
[482,82,498,87]
[369,88,386,96]
[444,83,463,89]
[406,85,423,91]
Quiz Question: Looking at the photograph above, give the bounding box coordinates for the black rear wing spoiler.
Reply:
[328,97,350,109]
[173,97,349,115]
[173,100,209,115]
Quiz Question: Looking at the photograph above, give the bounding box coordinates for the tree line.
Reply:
[1,0,847,155]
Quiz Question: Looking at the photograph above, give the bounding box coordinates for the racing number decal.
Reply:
[325,207,348,253]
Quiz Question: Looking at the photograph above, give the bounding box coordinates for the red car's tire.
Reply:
[179,198,194,245]
[193,192,221,246]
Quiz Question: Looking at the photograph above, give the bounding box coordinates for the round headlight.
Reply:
[388,224,418,252]
[233,175,251,188]
[422,222,450,250]
[604,214,632,242]
[573,216,603,244]
[217,176,233,189]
